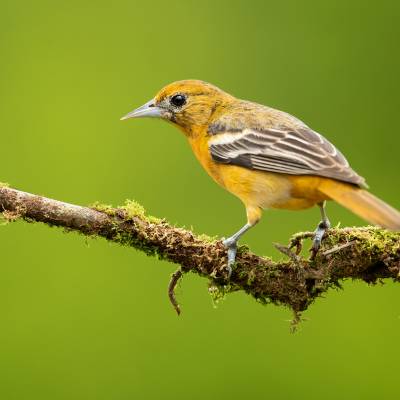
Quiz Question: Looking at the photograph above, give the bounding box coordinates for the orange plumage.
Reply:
[122,80,400,275]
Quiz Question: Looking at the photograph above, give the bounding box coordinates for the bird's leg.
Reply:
[222,206,262,279]
[311,201,331,257]
[222,223,252,278]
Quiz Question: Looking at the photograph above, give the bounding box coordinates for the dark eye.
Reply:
[170,94,187,107]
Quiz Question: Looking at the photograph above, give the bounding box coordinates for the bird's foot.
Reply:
[311,219,331,259]
[222,237,238,279]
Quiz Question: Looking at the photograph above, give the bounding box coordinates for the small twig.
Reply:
[322,241,356,257]
[290,310,304,333]
[168,268,183,315]
[288,231,315,254]
[274,243,302,265]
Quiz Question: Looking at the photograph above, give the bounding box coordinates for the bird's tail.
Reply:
[318,179,400,230]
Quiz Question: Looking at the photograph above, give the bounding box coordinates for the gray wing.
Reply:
[208,125,366,187]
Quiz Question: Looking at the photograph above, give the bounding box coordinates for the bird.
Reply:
[121,80,400,277]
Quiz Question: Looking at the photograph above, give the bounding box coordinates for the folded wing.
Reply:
[209,124,366,187]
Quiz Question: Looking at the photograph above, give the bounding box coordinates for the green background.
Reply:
[1,1,399,399]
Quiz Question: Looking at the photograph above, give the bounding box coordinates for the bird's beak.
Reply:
[120,99,162,120]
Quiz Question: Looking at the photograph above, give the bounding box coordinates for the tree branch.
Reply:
[1,184,399,318]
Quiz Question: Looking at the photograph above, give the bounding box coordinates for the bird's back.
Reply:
[207,99,366,188]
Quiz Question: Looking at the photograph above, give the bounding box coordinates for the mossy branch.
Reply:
[1,184,400,318]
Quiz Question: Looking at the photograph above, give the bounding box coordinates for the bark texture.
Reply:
[1,184,399,316]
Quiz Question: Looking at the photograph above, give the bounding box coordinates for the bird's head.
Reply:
[121,80,235,134]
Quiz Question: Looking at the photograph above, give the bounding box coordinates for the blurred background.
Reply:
[1,1,399,399]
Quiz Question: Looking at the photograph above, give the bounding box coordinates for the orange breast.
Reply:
[187,134,328,211]
[188,135,224,186]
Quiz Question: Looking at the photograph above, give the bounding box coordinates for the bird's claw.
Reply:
[222,238,237,279]
[311,220,330,258]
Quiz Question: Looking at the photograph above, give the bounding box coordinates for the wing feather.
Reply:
[209,124,366,187]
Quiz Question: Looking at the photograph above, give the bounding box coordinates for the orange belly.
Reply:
[187,136,329,211]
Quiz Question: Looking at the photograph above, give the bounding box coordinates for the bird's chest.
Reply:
[187,135,294,209]
[188,136,226,186]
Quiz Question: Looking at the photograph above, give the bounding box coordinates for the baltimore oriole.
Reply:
[121,80,400,276]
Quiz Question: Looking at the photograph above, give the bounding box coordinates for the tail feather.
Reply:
[318,180,400,230]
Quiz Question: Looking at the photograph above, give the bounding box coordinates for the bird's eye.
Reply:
[170,94,187,108]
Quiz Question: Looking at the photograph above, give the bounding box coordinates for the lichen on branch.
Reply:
[0,185,399,318]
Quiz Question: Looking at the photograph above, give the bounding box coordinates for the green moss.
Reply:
[80,201,400,318]
[265,267,281,278]
[147,215,162,224]
[90,201,116,216]
[237,244,250,253]
[122,199,146,219]
[112,230,159,257]
[92,199,162,224]
[197,233,218,243]
[246,269,257,285]
[122,200,162,224]
[290,311,303,333]
[208,283,230,307]
[89,199,166,257]
[0,210,20,225]
[329,226,399,256]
